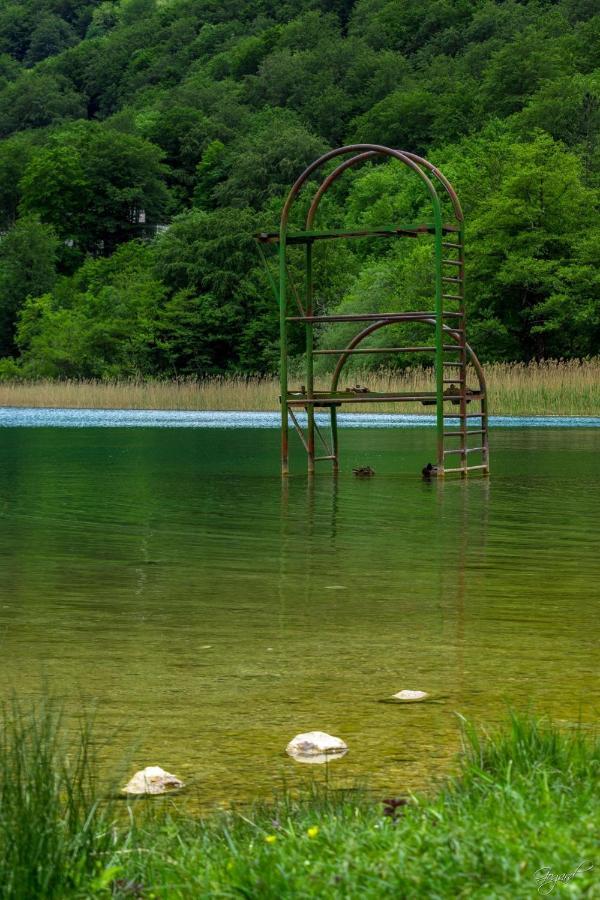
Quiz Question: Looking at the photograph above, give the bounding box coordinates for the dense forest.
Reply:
[0,0,598,379]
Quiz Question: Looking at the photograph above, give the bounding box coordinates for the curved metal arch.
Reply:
[404,151,463,222]
[305,150,463,229]
[306,151,373,228]
[280,144,444,234]
[329,317,487,397]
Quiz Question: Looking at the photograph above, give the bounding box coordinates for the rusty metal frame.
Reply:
[255,144,489,478]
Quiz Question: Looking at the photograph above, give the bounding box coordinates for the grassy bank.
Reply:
[0,359,598,416]
[0,704,597,898]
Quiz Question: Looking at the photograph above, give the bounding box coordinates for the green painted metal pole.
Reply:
[279,231,289,475]
[458,221,467,476]
[330,407,339,473]
[305,242,315,474]
[433,198,444,472]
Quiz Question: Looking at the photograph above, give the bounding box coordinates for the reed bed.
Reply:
[0,358,598,416]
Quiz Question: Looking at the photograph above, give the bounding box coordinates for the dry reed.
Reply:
[0,358,597,416]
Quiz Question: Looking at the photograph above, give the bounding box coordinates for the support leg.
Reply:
[307,406,315,474]
[330,406,339,473]
[279,233,289,476]
[305,243,315,475]
[281,401,289,476]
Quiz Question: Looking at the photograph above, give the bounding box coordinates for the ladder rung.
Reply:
[313,344,461,355]
[442,241,462,249]
[314,346,433,355]
[443,413,483,418]
[442,379,465,384]
[444,464,488,473]
[315,455,336,461]
[443,429,486,436]
[443,447,484,456]
[442,259,462,266]
[442,276,462,283]
[442,361,463,366]
[287,311,463,324]
[442,294,463,300]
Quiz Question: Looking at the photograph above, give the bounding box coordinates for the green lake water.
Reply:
[0,426,598,807]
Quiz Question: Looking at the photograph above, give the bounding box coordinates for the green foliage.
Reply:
[0,699,596,898]
[0,131,42,229]
[0,0,598,377]
[212,108,328,209]
[17,242,165,378]
[0,701,596,899]
[153,207,275,372]
[0,72,85,137]
[25,13,78,65]
[437,128,600,359]
[0,697,118,899]
[109,714,600,897]
[193,139,226,210]
[481,22,573,116]
[351,88,438,155]
[0,217,58,357]
[318,126,600,364]
[19,121,170,256]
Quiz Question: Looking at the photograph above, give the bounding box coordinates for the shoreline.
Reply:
[0,359,598,417]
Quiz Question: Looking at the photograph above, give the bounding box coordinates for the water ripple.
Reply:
[1,407,598,428]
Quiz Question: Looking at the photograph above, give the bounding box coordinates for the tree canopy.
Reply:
[0,0,598,378]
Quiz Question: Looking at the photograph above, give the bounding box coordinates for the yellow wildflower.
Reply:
[265,834,277,844]
[306,826,319,839]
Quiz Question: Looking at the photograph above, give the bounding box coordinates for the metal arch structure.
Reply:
[255,144,490,477]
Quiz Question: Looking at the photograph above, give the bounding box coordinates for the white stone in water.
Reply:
[286,731,348,758]
[392,690,429,702]
[122,766,184,795]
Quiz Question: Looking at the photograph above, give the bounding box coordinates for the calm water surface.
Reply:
[0,425,598,806]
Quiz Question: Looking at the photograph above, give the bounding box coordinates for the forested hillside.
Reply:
[0,0,598,378]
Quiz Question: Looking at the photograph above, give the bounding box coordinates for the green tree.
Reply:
[144,105,212,207]
[515,72,600,180]
[437,128,600,359]
[25,14,77,65]
[481,25,572,116]
[213,109,328,209]
[85,3,119,39]
[193,140,226,210]
[0,0,597,377]
[153,207,268,373]
[0,131,41,230]
[20,122,170,257]
[0,73,85,137]
[16,242,165,378]
[0,216,58,357]
[0,2,33,60]
[350,88,437,155]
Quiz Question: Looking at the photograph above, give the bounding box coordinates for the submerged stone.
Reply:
[122,765,184,795]
[286,731,348,764]
[392,690,429,702]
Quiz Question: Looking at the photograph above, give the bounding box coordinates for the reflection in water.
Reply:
[0,426,598,807]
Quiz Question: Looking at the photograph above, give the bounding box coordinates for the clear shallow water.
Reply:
[0,424,598,808]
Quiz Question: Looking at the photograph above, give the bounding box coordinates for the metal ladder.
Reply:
[438,234,489,476]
